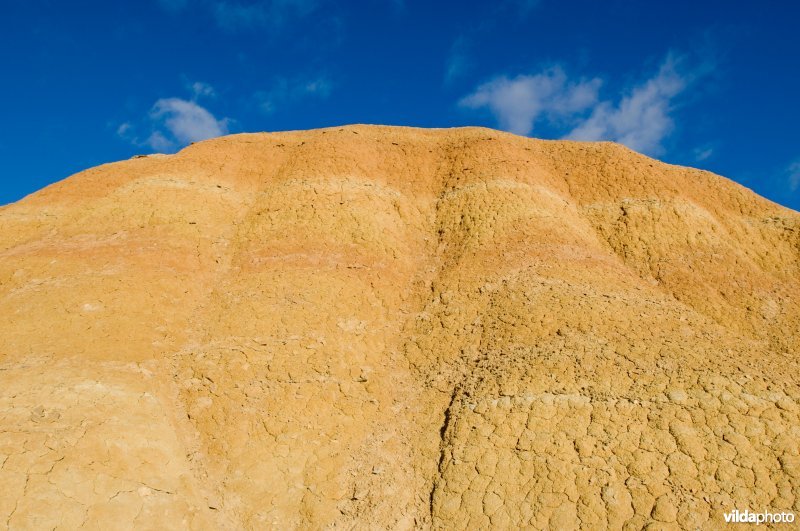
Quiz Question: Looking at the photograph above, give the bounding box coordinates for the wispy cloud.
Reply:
[787,161,800,192]
[565,55,698,154]
[188,81,216,99]
[116,122,133,138]
[693,144,714,162]
[459,67,601,135]
[117,83,230,152]
[460,53,711,156]
[445,37,471,84]
[156,0,320,31]
[256,75,332,114]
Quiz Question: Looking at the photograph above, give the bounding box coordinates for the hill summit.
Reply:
[1,125,798,529]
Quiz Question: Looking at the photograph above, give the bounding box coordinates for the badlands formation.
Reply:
[0,125,798,530]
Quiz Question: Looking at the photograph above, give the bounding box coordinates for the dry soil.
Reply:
[0,125,798,529]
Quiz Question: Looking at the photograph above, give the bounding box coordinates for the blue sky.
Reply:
[2,0,799,210]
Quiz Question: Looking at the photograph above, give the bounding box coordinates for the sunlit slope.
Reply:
[1,125,798,529]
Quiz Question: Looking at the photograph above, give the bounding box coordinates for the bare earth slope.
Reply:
[0,125,798,529]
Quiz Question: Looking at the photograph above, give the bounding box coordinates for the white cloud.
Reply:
[566,56,691,155]
[117,84,230,153]
[145,130,175,152]
[459,67,601,135]
[460,53,707,156]
[256,75,332,114]
[149,98,229,148]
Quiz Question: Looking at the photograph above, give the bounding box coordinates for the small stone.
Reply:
[651,494,677,522]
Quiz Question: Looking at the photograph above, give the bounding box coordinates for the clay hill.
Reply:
[0,125,798,530]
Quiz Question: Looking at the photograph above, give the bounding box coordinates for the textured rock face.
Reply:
[0,125,798,529]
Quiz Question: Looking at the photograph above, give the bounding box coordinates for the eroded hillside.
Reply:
[1,125,798,529]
